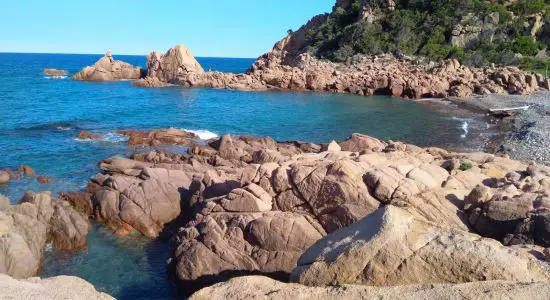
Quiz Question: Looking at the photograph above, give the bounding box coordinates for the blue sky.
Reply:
[0,0,334,58]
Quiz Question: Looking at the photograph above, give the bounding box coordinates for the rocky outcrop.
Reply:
[171,211,326,291]
[291,205,549,286]
[137,42,547,98]
[72,52,143,81]
[190,275,550,300]
[17,165,35,176]
[134,45,204,87]
[0,273,114,300]
[464,164,550,247]
[116,128,198,147]
[0,192,90,278]
[451,13,499,48]
[87,131,548,293]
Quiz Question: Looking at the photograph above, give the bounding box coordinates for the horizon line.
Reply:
[0,50,257,59]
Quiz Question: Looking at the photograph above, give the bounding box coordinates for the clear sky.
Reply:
[1,0,334,58]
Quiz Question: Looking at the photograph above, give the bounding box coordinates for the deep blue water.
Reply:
[0,53,491,299]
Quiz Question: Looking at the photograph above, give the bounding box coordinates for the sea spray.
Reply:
[182,129,219,140]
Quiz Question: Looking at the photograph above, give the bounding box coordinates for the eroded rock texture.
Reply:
[0,192,90,278]
[86,131,548,294]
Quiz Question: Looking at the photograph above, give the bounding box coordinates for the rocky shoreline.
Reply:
[2,131,550,298]
[446,92,550,165]
[70,133,550,293]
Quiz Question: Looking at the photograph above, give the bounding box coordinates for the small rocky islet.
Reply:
[4,0,550,299]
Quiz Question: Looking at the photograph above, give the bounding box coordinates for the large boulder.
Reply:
[92,165,200,237]
[291,205,549,286]
[0,273,114,300]
[464,165,550,247]
[0,192,90,278]
[190,276,550,300]
[72,51,143,81]
[171,211,326,292]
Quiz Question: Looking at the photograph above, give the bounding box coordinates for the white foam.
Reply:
[184,129,219,140]
[44,242,53,252]
[460,121,469,139]
[44,75,67,79]
[103,132,129,143]
[74,132,128,143]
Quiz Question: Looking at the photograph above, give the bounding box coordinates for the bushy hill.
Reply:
[297,0,550,72]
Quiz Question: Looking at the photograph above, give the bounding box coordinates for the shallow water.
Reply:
[0,53,492,298]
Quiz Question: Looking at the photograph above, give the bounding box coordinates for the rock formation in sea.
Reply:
[0,273,114,300]
[0,192,90,278]
[189,276,550,300]
[81,131,550,294]
[43,69,68,76]
[72,51,144,81]
[116,128,198,147]
[76,130,103,141]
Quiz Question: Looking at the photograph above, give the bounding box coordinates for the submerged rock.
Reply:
[72,51,143,81]
[189,276,550,300]
[43,69,68,76]
[37,176,53,184]
[76,130,103,141]
[17,165,35,177]
[0,273,114,300]
[0,171,9,184]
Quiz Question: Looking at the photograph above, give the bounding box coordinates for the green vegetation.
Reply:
[303,0,550,70]
[460,160,473,171]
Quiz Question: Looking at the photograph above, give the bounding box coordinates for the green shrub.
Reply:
[513,36,539,56]
[304,0,550,67]
[459,160,473,171]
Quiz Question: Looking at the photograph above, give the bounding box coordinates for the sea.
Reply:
[0,53,495,299]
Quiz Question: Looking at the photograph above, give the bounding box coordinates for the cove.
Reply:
[0,53,492,299]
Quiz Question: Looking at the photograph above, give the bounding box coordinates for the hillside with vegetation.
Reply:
[297,0,550,74]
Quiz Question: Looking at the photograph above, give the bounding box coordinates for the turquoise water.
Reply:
[0,53,489,298]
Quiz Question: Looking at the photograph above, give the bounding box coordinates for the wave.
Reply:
[44,75,67,79]
[183,129,219,140]
[460,121,469,139]
[74,132,128,143]
[103,132,129,142]
[450,117,471,139]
